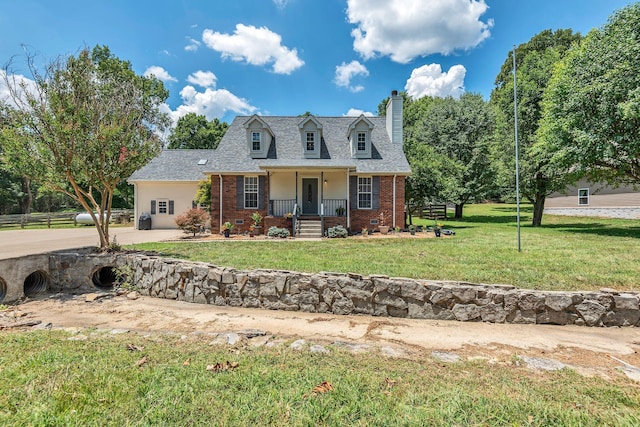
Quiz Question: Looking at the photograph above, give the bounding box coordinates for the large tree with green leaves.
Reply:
[167,113,228,149]
[490,29,582,226]
[407,93,496,219]
[1,46,169,248]
[538,4,640,186]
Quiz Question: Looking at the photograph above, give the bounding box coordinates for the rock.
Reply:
[431,351,461,363]
[452,304,480,321]
[380,346,405,358]
[332,341,370,354]
[544,294,574,312]
[238,329,267,338]
[520,356,567,371]
[480,303,507,323]
[110,328,129,334]
[290,339,306,350]
[309,344,329,354]
[576,301,607,326]
[613,294,640,311]
[126,291,139,300]
[67,334,88,341]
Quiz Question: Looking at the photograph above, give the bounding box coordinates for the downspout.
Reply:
[133,183,138,230]
[218,174,223,231]
[392,174,397,228]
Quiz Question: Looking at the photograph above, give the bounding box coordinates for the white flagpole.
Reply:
[513,46,521,252]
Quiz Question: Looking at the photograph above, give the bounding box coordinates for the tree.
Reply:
[167,113,228,149]
[174,208,209,237]
[1,46,169,248]
[538,4,640,186]
[490,29,582,226]
[194,179,211,207]
[408,93,496,218]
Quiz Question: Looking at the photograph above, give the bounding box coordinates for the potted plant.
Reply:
[361,227,368,237]
[434,222,442,238]
[409,224,416,235]
[335,206,345,216]
[378,210,390,235]
[222,221,234,238]
[251,211,263,235]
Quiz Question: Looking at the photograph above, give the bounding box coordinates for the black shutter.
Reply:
[350,176,358,210]
[372,177,380,210]
[236,176,244,209]
[258,176,265,210]
[169,200,174,215]
[192,200,197,209]
[151,200,156,214]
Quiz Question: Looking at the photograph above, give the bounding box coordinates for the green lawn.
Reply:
[131,204,640,292]
[0,330,638,426]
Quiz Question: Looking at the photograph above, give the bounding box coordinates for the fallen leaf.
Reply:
[304,381,334,399]
[136,356,148,367]
[206,361,239,373]
[528,415,534,423]
[126,344,144,352]
[384,377,397,389]
[183,358,191,366]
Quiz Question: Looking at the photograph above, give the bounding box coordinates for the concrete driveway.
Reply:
[0,227,181,260]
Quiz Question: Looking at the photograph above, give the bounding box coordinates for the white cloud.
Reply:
[405,64,466,99]
[184,37,201,52]
[186,70,217,88]
[0,70,39,108]
[143,66,177,83]
[163,85,257,125]
[343,108,374,117]
[334,61,369,93]
[347,0,493,63]
[273,0,289,8]
[202,24,304,74]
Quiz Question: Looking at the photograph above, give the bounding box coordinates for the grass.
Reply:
[130,204,640,292]
[0,330,638,426]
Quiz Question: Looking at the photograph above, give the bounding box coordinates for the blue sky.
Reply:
[0,0,636,126]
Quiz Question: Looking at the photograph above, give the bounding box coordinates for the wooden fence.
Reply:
[419,204,447,220]
[0,210,132,229]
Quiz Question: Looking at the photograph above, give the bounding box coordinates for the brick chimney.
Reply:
[385,90,403,144]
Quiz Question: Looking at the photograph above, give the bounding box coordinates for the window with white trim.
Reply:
[358,177,372,209]
[244,176,258,209]
[158,200,168,214]
[578,188,589,205]
[251,132,261,151]
[357,132,366,151]
[306,132,315,151]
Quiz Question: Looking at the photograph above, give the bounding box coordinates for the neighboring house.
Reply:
[128,91,411,236]
[545,179,640,219]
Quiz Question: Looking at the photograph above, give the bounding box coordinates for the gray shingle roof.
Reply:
[211,116,411,174]
[128,149,212,181]
[128,116,411,181]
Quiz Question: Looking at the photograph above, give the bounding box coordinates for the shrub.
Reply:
[327,225,348,238]
[174,208,210,237]
[267,226,290,238]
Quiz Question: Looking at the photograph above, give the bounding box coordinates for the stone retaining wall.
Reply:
[116,253,640,328]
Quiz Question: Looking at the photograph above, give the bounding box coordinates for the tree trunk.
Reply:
[19,176,32,214]
[532,195,546,227]
[454,203,464,219]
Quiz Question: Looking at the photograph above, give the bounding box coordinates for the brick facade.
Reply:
[349,175,405,233]
[211,174,405,236]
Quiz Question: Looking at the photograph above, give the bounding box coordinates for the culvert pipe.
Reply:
[0,276,7,303]
[92,266,117,290]
[24,270,50,296]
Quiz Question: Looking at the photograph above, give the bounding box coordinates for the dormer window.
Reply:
[243,115,272,159]
[306,132,316,151]
[252,132,261,151]
[298,115,322,159]
[357,132,366,151]
[347,115,374,159]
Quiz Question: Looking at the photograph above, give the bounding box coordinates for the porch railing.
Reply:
[322,199,347,217]
[269,199,296,217]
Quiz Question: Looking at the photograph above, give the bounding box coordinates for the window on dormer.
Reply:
[252,132,261,151]
[357,132,366,151]
[306,132,315,151]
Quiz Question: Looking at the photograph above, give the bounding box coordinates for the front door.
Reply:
[302,178,318,215]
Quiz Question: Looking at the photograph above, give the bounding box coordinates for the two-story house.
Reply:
[128,91,411,236]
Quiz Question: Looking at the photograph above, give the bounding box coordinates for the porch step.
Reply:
[296,219,322,238]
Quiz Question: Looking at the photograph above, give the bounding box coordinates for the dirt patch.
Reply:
[3,293,640,381]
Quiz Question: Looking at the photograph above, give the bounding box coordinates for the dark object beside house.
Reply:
[138,214,152,230]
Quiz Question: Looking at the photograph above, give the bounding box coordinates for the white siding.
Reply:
[134,181,199,229]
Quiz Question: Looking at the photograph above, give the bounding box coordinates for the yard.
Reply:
[131,204,640,292]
